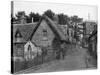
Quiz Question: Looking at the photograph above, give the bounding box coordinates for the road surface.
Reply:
[17,45,96,74]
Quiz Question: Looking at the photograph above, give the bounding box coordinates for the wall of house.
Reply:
[88,34,97,57]
[32,20,55,47]
[85,22,95,35]
[13,43,24,57]
[68,28,74,43]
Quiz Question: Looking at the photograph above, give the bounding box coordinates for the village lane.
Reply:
[18,44,95,74]
[33,45,88,73]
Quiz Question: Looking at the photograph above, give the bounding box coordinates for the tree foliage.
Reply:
[12,10,83,26]
[43,9,55,20]
[13,11,41,23]
[71,15,83,23]
[15,11,25,20]
[58,14,70,25]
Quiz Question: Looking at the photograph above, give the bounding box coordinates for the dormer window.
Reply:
[15,29,22,42]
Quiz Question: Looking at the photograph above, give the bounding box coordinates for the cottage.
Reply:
[13,15,68,61]
[88,30,97,58]
[82,21,97,48]
[67,26,75,43]
[85,21,97,35]
[13,22,38,61]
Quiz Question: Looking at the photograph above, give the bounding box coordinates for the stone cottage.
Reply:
[13,15,68,61]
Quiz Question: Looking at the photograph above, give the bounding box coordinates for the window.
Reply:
[15,29,22,42]
[42,29,48,41]
[43,29,48,37]
[28,45,31,51]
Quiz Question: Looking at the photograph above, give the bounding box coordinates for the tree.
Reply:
[43,9,55,20]
[58,14,70,25]
[15,11,41,23]
[71,15,83,23]
[25,15,31,23]
[34,13,41,22]
[71,15,83,42]
[15,11,26,21]
[27,12,41,23]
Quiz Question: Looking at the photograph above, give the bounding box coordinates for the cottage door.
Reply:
[27,45,31,59]
[24,41,38,61]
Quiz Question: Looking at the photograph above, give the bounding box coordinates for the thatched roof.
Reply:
[13,15,68,43]
[29,15,67,41]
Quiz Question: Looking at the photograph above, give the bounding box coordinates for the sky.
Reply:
[13,1,98,21]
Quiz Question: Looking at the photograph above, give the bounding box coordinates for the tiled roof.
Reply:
[44,15,68,40]
[89,30,97,39]
[13,23,37,43]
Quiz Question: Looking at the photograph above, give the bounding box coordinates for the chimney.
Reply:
[32,17,34,23]
[20,14,26,24]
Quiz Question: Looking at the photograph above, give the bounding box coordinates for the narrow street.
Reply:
[17,44,96,74]
[34,45,88,73]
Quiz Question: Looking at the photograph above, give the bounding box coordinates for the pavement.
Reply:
[16,44,97,74]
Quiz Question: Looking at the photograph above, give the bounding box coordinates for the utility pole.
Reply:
[32,17,34,23]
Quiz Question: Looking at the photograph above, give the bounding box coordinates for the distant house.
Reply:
[13,15,68,61]
[85,21,97,35]
[88,30,97,58]
[82,21,97,47]
[57,25,68,39]
[67,25,75,43]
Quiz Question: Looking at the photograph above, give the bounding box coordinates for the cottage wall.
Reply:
[13,43,24,61]
[88,33,97,58]
[32,20,55,47]
[13,44,24,57]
